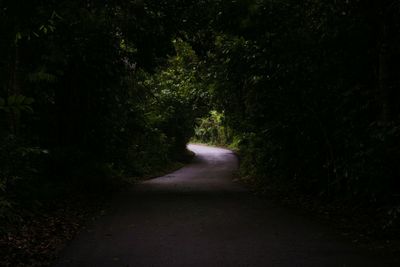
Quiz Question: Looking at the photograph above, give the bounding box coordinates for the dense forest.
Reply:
[1,0,400,264]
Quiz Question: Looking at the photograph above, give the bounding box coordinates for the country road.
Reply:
[55,144,397,267]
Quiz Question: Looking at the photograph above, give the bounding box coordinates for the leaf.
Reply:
[39,25,48,34]
[21,106,33,113]
[51,11,63,20]
[15,32,22,43]
[7,95,16,105]
[15,95,25,105]
[2,95,34,113]
[24,97,34,105]
[28,70,57,83]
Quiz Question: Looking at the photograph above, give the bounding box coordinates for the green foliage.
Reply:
[145,39,209,154]
[1,0,400,235]
[0,95,34,114]
[203,0,400,209]
[0,135,49,226]
[193,110,231,145]
[0,1,210,222]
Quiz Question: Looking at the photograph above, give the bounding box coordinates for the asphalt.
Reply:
[54,144,398,267]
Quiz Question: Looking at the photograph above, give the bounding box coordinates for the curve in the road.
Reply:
[55,144,397,267]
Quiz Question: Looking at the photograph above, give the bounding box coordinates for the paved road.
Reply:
[55,144,396,266]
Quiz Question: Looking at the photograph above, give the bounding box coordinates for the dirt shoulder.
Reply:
[0,155,193,267]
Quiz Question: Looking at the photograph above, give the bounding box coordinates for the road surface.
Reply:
[55,144,396,266]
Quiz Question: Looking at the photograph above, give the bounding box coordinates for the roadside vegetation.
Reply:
[193,0,400,250]
[1,0,400,265]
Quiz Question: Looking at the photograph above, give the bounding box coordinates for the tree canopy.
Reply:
[1,0,400,248]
